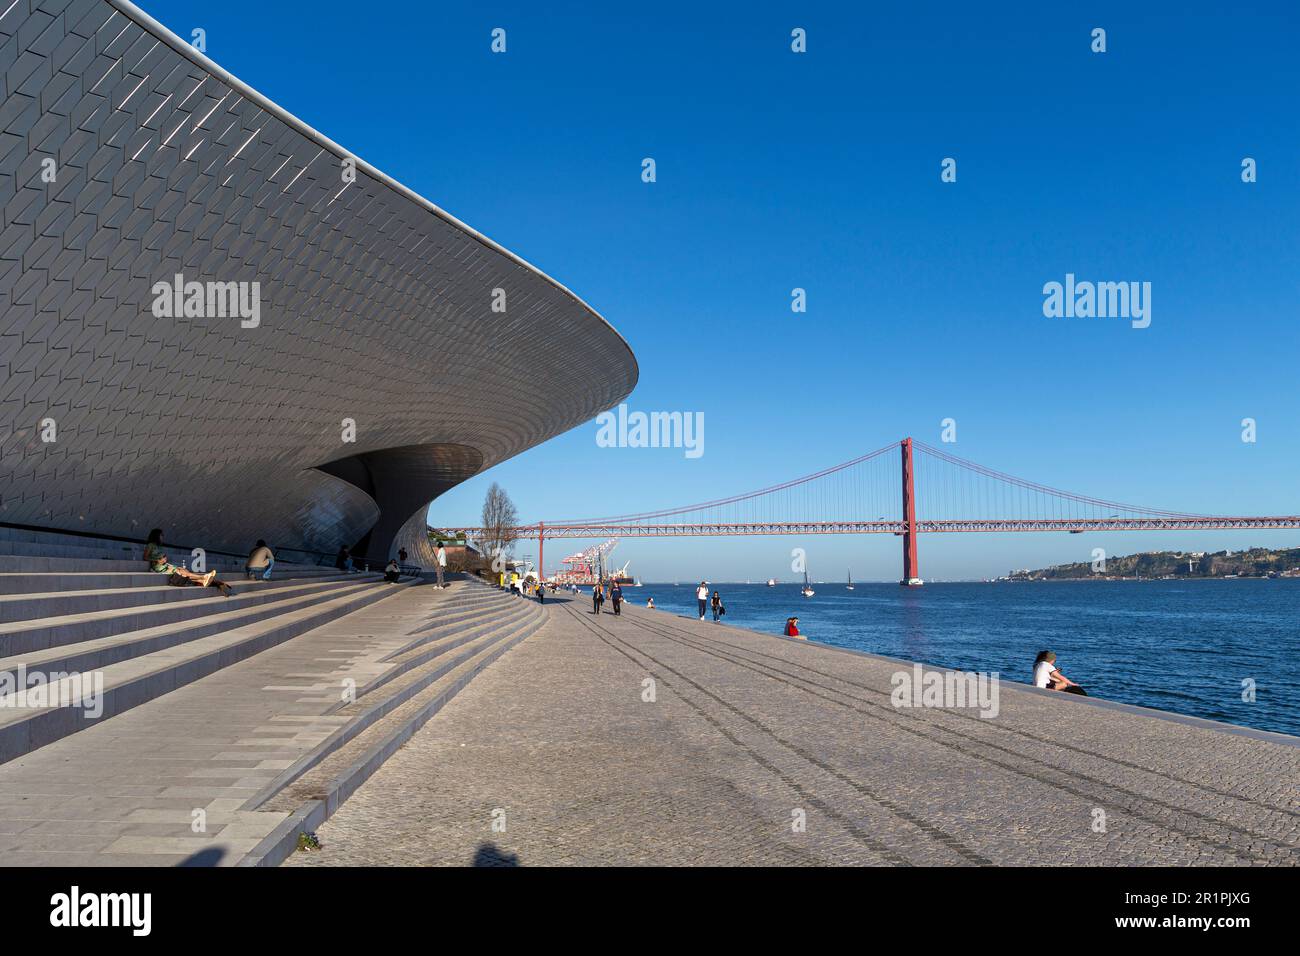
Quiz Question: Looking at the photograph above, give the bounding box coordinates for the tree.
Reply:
[480,482,519,572]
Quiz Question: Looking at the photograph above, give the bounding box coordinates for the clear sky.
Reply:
[151,0,1300,581]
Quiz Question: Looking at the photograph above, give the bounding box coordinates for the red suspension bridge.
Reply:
[454,438,1300,585]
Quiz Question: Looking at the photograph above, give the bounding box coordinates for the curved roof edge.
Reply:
[108,0,638,391]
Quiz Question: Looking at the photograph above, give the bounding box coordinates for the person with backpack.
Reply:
[711,590,724,622]
[610,581,623,616]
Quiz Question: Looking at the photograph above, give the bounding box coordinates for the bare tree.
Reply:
[480,482,518,571]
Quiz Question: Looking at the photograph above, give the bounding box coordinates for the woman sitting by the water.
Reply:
[783,616,805,639]
[1032,650,1087,695]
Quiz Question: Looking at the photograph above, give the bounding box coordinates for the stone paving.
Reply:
[0,581,476,866]
[287,600,1300,866]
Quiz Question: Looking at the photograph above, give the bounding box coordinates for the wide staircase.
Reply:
[0,527,546,866]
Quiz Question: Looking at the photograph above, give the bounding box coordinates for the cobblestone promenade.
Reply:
[287,600,1300,866]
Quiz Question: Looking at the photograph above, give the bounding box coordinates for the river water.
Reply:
[627,579,1299,737]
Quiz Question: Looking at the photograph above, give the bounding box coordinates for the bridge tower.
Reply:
[900,437,921,586]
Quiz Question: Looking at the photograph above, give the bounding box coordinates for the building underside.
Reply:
[0,0,637,565]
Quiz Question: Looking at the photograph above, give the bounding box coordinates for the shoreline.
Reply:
[643,605,1300,749]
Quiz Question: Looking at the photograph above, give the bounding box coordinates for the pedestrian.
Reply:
[711,590,724,622]
[592,582,604,615]
[435,539,447,588]
[398,547,408,563]
[537,580,545,604]
[611,580,623,616]
[696,581,709,620]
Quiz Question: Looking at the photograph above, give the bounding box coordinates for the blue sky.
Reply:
[150,0,1300,580]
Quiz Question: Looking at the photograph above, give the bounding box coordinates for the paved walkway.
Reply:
[0,581,468,866]
[286,602,1300,866]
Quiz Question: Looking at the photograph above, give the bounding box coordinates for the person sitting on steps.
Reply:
[144,528,231,596]
[245,539,274,580]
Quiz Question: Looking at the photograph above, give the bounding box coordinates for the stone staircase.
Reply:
[245,582,547,864]
[0,529,393,764]
[0,528,546,865]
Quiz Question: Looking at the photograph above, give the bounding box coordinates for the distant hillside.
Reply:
[1003,547,1300,581]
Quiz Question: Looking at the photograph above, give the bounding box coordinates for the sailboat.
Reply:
[846,570,854,591]
[801,571,815,597]
[766,578,776,587]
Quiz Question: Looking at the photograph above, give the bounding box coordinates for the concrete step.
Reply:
[0,567,349,595]
[243,598,546,863]
[382,597,533,657]
[0,551,338,575]
[0,570,360,622]
[0,578,419,765]
[0,528,333,571]
[0,574,383,658]
[0,580,386,688]
[359,599,542,702]
[0,529,325,567]
[0,539,143,562]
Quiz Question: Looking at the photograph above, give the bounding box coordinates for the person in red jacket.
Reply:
[783,616,803,638]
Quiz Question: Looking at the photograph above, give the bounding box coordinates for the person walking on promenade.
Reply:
[435,540,447,588]
[610,580,623,616]
[696,581,709,620]
[537,580,545,604]
[592,582,604,614]
[1033,651,1087,695]
[144,528,231,595]
[711,590,724,622]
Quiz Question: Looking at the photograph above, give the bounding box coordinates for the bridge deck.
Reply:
[286,597,1300,866]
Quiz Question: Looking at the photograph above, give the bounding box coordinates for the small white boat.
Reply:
[801,571,815,597]
[766,578,776,587]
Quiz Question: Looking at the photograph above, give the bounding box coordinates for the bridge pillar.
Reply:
[538,521,544,581]
[901,438,921,586]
